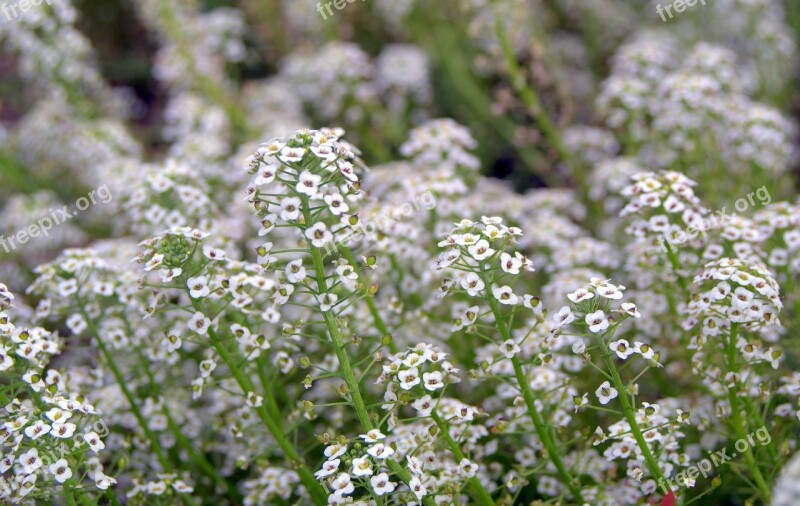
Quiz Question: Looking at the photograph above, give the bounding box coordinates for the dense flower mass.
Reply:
[1,0,799,505]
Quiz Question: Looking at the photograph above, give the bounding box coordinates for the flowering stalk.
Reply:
[725,323,772,502]
[76,305,171,472]
[430,411,496,505]
[591,326,670,492]
[299,194,435,505]
[190,299,328,504]
[482,281,585,502]
[492,9,575,178]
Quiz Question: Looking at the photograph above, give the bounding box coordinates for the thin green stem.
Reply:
[193,301,328,504]
[299,195,435,506]
[593,330,670,491]
[726,324,772,502]
[479,274,584,501]
[430,411,496,505]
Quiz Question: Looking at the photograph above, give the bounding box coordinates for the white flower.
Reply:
[609,339,635,359]
[597,283,624,299]
[49,459,73,483]
[492,285,518,305]
[24,420,50,440]
[553,306,575,328]
[324,193,349,215]
[83,431,105,452]
[95,472,117,490]
[318,293,338,312]
[732,287,754,309]
[398,367,421,390]
[413,395,434,416]
[324,443,348,459]
[187,276,210,299]
[316,459,340,479]
[360,429,386,443]
[409,476,427,500]
[422,371,444,391]
[279,197,301,221]
[567,288,594,303]
[459,458,477,478]
[279,146,306,164]
[351,456,373,477]
[461,273,485,296]
[596,381,618,405]
[468,239,495,260]
[188,312,211,335]
[305,222,333,247]
[585,310,609,333]
[633,341,655,359]
[202,245,226,261]
[500,252,522,274]
[620,302,641,318]
[51,422,77,439]
[367,443,395,460]
[285,260,307,283]
[20,448,42,474]
[499,339,521,359]
[296,170,322,196]
[370,473,397,496]
[572,340,586,354]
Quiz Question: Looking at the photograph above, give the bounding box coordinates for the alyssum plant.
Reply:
[2,124,797,506]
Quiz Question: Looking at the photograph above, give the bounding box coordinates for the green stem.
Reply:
[431,411,496,505]
[593,330,669,490]
[299,196,435,506]
[78,306,171,470]
[492,12,574,176]
[193,301,328,504]
[726,324,772,502]
[339,246,398,353]
[480,275,584,501]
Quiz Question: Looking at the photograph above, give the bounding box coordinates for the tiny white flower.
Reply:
[318,293,338,312]
[499,339,521,359]
[188,312,211,335]
[24,420,50,440]
[279,197,301,221]
[49,459,73,483]
[370,473,397,496]
[492,285,518,305]
[305,222,333,247]
[83,431,105,452]
[422,371,444,391]
[187,276,210,299]
[296,170,322,196]
[468,240,495,260]
[398,367,421,390]
[351,456,373,477]
[553,306,575,328]
[585,310,609,333]
[461,273,485,296]
[620,302,641,318]
[567,288,594,303]
[315,459,340,479]
[596,381,618,405]
[609,339,635,359]
[500,252,522,274]
[20,448,42,474]
[367,443,395,460]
